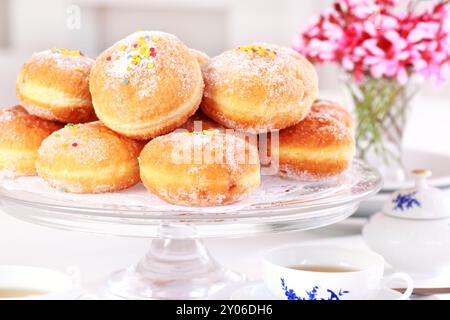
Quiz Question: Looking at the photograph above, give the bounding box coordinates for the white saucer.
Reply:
[230,281,405,300]
[385,268,450,290]
[381,149,450,191]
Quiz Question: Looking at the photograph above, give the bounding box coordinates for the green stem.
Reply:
[346,74,417,167]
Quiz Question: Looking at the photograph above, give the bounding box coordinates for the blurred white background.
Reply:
[0,0,449,153]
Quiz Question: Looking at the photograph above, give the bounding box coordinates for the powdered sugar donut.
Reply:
[190,48,210,69]
[312,100,354,133]
[270,111,355,180]
[0,106,62,177]
[36,122,143,193]
[202,44,319,132]
[16,48,96,123]
[90,31,204,140]
[177,110,225,132]
[139,131,261,206]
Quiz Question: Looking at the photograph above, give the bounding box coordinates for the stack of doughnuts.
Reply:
[2,30,356,207]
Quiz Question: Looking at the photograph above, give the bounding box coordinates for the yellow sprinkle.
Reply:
[131,60,137,65]
[69,124,80,130]
[268,51,275,58]
[119,44,127,51]
[65,124,80,129]
[147,63,154,68]
[152,36,159,41]
[76,67,84,72]
[127,66,132,71]
[203,129,220,135]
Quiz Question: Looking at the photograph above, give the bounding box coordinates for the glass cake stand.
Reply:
[0,159,381,299]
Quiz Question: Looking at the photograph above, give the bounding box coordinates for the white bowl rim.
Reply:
[263,244,386,275]
[0,265,77,300]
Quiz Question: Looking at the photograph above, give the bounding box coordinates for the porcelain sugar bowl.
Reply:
[363,170,450,278]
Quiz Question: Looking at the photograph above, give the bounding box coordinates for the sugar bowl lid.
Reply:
[383,169,450,219]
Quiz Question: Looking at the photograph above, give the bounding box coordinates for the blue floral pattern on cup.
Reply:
[392,192,421,211]
[280,278,349,300]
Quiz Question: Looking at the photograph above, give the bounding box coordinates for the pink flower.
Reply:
[408,22,441,43]
[295,0,450,85]
[374,0,398,7]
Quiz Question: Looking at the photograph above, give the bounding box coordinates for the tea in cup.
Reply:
[263,245,413,300]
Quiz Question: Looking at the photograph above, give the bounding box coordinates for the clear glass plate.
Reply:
[0,159,381,237]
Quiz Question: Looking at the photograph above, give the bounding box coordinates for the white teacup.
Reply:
[263,245,413,300]
[0,265,82,300]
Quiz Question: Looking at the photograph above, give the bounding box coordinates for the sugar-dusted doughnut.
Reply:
[139,130,261,206]
[201,44,319,132]
[312,100,354,132]
[90,31,204,140]
[190,48,210,69]
[0,106,62,177]
[177,110,225,132]
[16,48,96,123]
[36,122,143,193]
[272,111,355,180]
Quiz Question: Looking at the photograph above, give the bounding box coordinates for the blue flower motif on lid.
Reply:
[280,278,349,300]
[393,192,421,211]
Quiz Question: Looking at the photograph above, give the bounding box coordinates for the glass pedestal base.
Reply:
[105,231,245,299]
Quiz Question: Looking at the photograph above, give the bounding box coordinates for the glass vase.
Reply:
[343,73,418,182]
